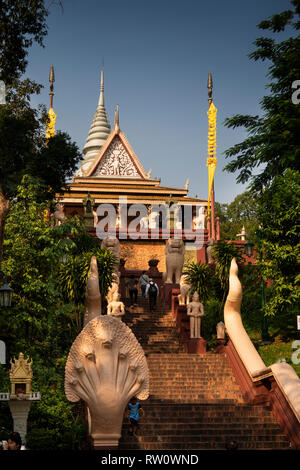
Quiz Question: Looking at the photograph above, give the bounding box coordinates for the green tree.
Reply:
[215,191,259,241]
[59,248,116,330]
[0,100,81,264]
[224,0,300,190]
[0,1,80,265]
[183,262,211,301]
[258,169,300,317]
[212,241,243,315]
[0,0,48,84]
[1,176,114,356]
[223,0,300,319]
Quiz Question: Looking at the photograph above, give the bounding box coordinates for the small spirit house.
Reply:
[9,353,33,399]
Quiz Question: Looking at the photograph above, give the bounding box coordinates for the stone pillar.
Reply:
[187,338,207,354]
[207,217,211,239]
[8,400,31,445]
[216,216,220,241]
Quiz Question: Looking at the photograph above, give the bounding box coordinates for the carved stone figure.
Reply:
[165,238,185,284]
[187,292,204,339]
[107,292,125,319]
[65,315,149,448]
[84,256,101,327]
[106,272,120,304]
[178,275,191,305]
[149,210,159,229]
[93,209,98,228]
[173,205,182,229]
[53,202,65,225]
[206,238,215,265]
[216,321,226,339]
[193,206,205,230]
[140,216,148,230]
[101,237,120,273]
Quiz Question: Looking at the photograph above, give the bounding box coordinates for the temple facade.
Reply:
[58,71,212,270]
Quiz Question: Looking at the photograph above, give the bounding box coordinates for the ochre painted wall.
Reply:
[120,240,197,271]
[120,240,166,271]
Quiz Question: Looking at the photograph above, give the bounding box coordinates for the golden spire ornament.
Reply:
[46,64,57,140]
[206,72,217,218]
[114,104,120,132]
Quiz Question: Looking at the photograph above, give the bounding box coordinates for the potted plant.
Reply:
[148,255,160,268]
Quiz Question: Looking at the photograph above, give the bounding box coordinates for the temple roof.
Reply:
[65,71,207,208]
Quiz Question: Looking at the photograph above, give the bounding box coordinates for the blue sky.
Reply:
[26,0,293,203]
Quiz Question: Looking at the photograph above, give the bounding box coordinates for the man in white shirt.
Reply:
[139,271,150,298]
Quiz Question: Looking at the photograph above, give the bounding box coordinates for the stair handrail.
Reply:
[224,258,300,424]
[224,258,270,379]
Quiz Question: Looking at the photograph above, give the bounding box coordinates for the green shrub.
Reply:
[201,298,222,349]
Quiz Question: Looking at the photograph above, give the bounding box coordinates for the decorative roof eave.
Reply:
[63,183,189,196]
[58,193,207,204]
[72,176,161,186]
[86,127,149,179]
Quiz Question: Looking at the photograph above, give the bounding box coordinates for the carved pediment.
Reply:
[91,136,141,178]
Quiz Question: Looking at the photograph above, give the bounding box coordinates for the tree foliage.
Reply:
[215,190,259,241]
[0,0,48,84]
[224,0,300,191]
[223,0,300,320]
[183,261,211,301]
[258,169,300,316]
[212,241,243,292]
[0,104,81,201]
[1,176,114,355]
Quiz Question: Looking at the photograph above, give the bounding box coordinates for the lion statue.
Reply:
[165,238,185,284]
[177,274,191,305]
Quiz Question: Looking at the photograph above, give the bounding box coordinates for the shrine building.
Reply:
[58,71,215,271]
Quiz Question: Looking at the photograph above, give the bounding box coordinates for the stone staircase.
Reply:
[119,297,291,450]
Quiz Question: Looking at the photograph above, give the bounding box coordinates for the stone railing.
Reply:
[224,259,300,449]
[0,392,9,401]
[29,391,41,400]
[0,392,41,401]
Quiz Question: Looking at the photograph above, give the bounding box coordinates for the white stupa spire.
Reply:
[79,70,111,175]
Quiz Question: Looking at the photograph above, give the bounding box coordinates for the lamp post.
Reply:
[0,270,13,308]
[244,239,254,259]
[244,238,269,342]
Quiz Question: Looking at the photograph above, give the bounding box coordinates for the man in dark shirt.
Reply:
[146,279,159,312]
[126,275,138,306]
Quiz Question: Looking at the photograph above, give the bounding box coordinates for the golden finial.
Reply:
[49,64,55,108]
[207,71,213,105]
[46,64,56,140]
[206,72,217,217]
[114,104,120,131]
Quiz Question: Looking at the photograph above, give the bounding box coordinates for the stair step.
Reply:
[119,302,290,450]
